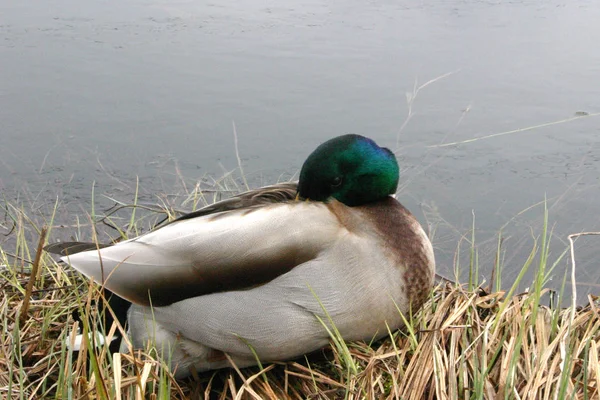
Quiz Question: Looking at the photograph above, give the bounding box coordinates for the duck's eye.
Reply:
[331,176,343,188]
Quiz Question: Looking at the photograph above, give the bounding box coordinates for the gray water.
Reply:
[2,0,599,300]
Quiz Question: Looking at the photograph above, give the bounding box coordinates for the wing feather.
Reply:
[173,182,297,222]
[61,201,343,306]
[45,182,298,257]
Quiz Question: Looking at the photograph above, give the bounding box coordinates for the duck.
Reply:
[47,134,435,378]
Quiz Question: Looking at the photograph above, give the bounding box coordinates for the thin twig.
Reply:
[232,121,250,191]
[396,70,460,149]
[567,231,600,323]
[3,252,33,265]
[431,112,600,148]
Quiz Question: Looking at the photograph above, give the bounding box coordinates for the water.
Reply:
[2,0,599,300]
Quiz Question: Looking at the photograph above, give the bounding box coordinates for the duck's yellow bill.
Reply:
[295,193,310,202]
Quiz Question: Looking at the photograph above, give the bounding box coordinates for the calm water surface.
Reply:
[1,0,599,300]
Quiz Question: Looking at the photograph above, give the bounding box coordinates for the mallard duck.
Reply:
[49,134,435,378]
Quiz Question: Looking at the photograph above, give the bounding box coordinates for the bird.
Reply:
[47,134,435,378]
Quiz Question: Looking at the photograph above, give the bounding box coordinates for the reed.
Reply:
[1,182,598,399]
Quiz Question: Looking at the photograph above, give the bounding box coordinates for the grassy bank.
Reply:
[1,190,599,399]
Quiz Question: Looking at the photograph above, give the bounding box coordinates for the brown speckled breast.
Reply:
[334,197,435,312]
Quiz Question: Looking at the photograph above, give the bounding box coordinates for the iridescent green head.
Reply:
[297,134,399,206]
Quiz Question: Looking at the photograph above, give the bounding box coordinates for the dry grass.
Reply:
[1,188,599,399]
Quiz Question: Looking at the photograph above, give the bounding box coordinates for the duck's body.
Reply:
[53,135,435,378]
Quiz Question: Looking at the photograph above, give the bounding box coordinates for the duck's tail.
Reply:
[45,242,131,354]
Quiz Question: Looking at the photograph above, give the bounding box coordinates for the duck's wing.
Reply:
[44,182,299,257]
[173,182,298,221]
[60,200,344,307]
[44,242,112,256]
